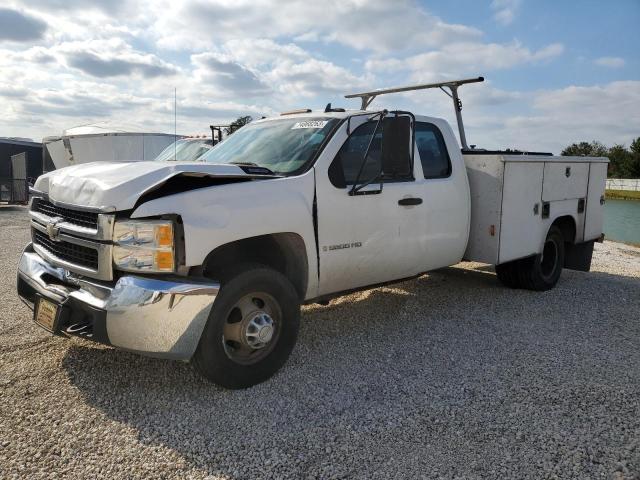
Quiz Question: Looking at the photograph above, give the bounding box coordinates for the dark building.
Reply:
[0,137,43,181]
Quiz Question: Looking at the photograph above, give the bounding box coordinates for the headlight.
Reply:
[112,220,175,272]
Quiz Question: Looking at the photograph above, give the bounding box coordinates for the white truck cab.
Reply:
[17,77,608,388]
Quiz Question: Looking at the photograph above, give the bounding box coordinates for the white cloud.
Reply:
[469,81,640,153]
[0,0,634,157]
[366,41,564,81]
[0,7,47,42]
[191,52,271,96]
[151,0,482,53]
[594,56,625,68]
[491,0,522,26]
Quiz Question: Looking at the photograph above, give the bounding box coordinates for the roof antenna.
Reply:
[174,87,177,161]
[324,103,331,112]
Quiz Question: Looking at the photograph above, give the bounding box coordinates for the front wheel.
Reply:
[193,265,300,389]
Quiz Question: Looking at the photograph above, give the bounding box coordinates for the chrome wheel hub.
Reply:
[222,292,281,365]
[245,313,274,349]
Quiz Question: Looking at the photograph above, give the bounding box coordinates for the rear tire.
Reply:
[193,264,300,389]
[497,226,565,291]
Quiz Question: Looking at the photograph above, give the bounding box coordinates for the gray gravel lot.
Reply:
[1,204,639,479]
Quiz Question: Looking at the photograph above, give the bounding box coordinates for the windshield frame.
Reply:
[199,116,346,177]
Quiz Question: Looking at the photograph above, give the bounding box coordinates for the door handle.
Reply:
[398,197,422,206]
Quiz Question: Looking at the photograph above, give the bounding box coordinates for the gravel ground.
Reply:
[1,204,639,479]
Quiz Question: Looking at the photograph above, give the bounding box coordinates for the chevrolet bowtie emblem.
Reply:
[46,217,63,241]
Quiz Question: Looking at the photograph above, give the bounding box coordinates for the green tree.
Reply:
[561,141,608,157]
[607,144,629,178]
[627,137,640,177]
[561,138,640,178]
[225,116,253,135]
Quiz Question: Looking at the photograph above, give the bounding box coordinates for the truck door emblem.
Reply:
[323,242,362,252]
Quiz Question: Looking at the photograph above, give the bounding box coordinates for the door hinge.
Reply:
[577,198,585,213]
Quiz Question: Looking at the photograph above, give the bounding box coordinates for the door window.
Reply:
[415,122,451,179]
[329,120,413,188]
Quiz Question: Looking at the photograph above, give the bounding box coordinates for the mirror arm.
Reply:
[349,110,387,196]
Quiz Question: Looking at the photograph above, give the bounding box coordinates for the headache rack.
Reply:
[345,76,484,150]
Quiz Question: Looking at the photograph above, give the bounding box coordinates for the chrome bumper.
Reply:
[16,244,219,360]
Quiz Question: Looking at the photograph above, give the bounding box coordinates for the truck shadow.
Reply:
[61,263,640,478]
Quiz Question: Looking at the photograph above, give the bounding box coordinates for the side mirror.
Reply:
[381,115,412,178]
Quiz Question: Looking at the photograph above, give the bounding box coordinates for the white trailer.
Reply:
[43,125,179,170]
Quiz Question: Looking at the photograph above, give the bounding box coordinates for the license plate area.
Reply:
[34,296,60,332]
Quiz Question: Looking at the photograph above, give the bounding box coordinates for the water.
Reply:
[604,199,640,245]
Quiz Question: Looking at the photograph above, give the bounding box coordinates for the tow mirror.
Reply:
[381,115,412,178]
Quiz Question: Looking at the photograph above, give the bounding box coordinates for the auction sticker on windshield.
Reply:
[292,121,329,129]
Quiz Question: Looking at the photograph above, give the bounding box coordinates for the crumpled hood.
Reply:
[34,161,254,211]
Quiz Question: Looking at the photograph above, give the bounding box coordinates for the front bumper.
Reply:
[17,243,219,360]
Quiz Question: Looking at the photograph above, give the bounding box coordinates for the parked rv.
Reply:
[43,124,179,170]
[17,77,607,389]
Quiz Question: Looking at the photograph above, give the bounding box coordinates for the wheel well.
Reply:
[201,233,308,300]
[552,216,577,243]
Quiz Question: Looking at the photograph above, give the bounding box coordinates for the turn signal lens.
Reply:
[156,225,173,248]
[154,250,174,271]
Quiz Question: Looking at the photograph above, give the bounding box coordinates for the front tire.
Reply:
[193,265,300,389]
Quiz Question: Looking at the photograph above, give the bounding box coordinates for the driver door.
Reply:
[314,115,425,296]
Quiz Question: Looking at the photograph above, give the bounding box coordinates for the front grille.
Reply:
[32,198,99,229]
[32,229,99,270]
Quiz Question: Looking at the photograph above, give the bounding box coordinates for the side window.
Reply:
[415,122,451,179]
[329,119,414,188]
[330,122,382,186]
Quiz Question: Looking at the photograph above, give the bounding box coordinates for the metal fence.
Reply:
[0,152,29,204]
[0,178,28,204]
[606,178,640,191]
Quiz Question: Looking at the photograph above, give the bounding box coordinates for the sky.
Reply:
[0,0,638,154]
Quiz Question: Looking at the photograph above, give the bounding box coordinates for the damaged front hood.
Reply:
[34,161,267,211]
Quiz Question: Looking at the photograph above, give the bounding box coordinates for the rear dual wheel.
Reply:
[496,226,565,291]
[193,265,300,389]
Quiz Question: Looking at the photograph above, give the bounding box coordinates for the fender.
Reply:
[130,170,320,298]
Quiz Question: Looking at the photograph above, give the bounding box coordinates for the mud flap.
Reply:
[564,241,594,272]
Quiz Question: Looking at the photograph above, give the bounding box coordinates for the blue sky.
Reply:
[1,0,638,153]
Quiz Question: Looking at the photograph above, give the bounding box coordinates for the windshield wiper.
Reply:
[229,161,277,176]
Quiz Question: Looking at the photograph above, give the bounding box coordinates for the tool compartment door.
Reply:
[584,162,607,241]
[542,162,589,202]
[499,161,545,264]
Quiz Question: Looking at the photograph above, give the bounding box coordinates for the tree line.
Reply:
[562,138,640,178]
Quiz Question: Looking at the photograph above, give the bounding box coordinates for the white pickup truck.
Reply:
[17,77,608,388]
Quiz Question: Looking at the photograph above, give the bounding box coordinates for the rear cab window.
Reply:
[415,122,451,179]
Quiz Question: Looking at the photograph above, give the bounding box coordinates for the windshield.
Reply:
[199,117,339,174]
[154,139,213,162]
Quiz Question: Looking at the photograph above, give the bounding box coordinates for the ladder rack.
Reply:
[345,76,484,150]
